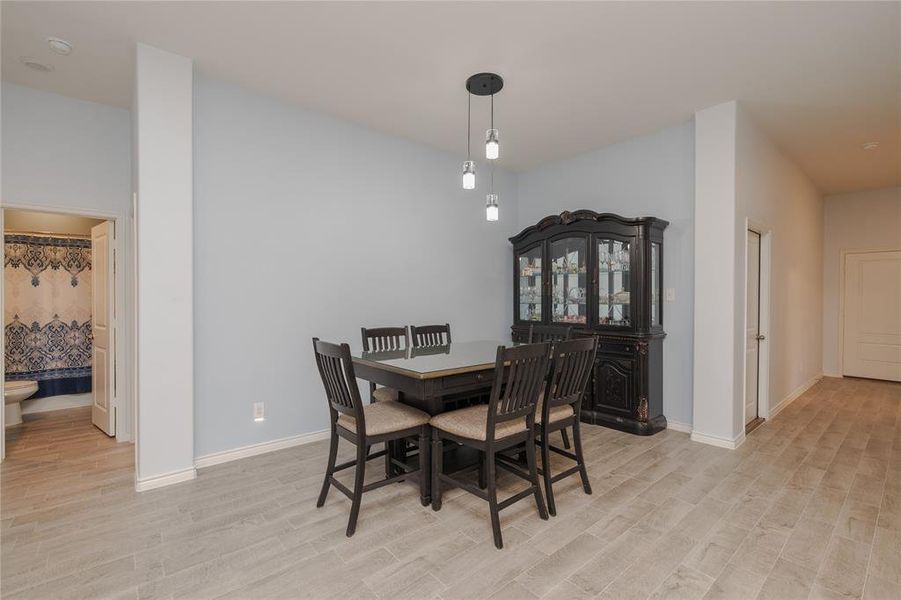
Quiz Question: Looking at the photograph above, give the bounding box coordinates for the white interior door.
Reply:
[745,230,761,426]
[843,251,901,382]
[91,221,115,435]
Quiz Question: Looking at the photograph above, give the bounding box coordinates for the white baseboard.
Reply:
[135,467,196,492]
[822,371,842,379]
[690,430,745,450]
[666,420,693,434]
[194,429,329,469]
[769,373,822,419]
[21,393,93,414]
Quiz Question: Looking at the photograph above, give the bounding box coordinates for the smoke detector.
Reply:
[18,57,54,73]
[47,37,73,56]
[862,142,880,151]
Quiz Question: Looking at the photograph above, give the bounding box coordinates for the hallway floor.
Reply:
[2,377,900,599]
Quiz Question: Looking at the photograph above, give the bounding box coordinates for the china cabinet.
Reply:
[510,210,668,435]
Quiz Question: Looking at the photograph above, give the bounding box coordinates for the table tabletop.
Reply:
[351,339,512,380]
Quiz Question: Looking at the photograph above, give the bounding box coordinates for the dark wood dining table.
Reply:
[351,340,511,504]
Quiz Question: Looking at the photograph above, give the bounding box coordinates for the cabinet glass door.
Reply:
[550,237,587,324]
[597,238,631,326]
[517,246,543,322]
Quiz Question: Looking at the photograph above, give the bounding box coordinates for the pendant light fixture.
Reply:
[486,168,499,222]
[462,94,475,189]
[486,92,499,160]
[463,73,503,190]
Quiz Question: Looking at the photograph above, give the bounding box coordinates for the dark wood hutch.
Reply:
[510,210,668,435]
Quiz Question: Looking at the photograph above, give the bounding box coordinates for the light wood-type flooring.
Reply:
[2,376,900,599]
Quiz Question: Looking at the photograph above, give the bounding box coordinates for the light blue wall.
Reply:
[193,77,519,457]
[515,122,696,426]
[1,83,132,214]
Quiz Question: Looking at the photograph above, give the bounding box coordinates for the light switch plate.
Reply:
[665,288,676,302]
[253,402,265,421]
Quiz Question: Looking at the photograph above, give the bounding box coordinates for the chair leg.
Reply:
[431,429,443,511]
[478,450,487,489]
[526,434,549,521]
[486,450,503,549]
[540,428,556,517]
[560,428,571,450]
[316,428,339,508]
[346,440,367,537]
[572,420,592,495]
[419,427,430,506]
[384,440,392,478]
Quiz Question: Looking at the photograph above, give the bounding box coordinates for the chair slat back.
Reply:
[543,338,597,418]
[486,343,550,438]
[410,323,451,348]
[312,338,364,422]
[361,326,409,352]
[528,324,573,344]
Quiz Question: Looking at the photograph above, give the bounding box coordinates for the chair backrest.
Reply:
[361,326,409,352]
[541,337,597,423]
[312,338,364,424]
[528,324,573,344]
[486,342,550,440]
[410,323,451,348]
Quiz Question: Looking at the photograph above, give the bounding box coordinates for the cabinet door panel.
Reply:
[593,357,635,417]
[516,244,544,323]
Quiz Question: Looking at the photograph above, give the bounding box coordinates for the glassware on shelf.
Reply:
[598,238,631,326]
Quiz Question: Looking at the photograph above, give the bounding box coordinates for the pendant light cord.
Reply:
[467,93,472,160]
[490,90,494,130]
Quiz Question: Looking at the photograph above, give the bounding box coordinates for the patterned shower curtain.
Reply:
[4,234,93,399]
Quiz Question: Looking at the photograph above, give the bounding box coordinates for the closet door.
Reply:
[91,221,116,436]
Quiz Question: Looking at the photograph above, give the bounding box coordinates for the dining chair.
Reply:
[534,337,597,516]
[429,342,550,549]
[410,323,451,348]
[360,326,409,402]
[526,325,576,450]
[527,324,573,344]
[312,338,431,537]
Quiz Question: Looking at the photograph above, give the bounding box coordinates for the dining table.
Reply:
[351,339,512,504]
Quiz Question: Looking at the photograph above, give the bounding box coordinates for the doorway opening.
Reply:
[744,227,770,435]
[2,208,129,468]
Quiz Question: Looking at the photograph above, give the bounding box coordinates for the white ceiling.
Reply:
[2,1,899,194]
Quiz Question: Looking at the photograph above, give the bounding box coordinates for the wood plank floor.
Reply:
[2,376,900,599]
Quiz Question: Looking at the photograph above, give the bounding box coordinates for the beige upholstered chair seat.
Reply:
[337,401,429,436]
[535,398,574,424]
[429,405,528,441]
[372,387,395,402]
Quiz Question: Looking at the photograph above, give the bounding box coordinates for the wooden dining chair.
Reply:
[312,338,431,537]
[430,343,550,549]
[410,323,451,348]
[535,337,597,516]
[527,324,576,450]
[360,326,409,402]
[527,324,573,344]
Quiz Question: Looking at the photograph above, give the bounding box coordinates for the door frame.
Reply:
[0,202,134,461]
[838,247,901,377]
[742,221,772,423]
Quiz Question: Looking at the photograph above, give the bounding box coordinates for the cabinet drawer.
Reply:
[596,339,636,356]
[440,370,492,391]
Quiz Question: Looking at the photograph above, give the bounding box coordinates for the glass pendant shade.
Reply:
[462,160,476,189]
[486,193,499,221]
[485,129,499,160]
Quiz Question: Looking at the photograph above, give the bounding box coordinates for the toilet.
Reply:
[5,380,39,427]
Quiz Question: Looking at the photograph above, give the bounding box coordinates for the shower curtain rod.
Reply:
[4,229,92,240]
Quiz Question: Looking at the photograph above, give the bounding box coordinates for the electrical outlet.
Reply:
[253,402,265,422]
[665,288,676,302]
